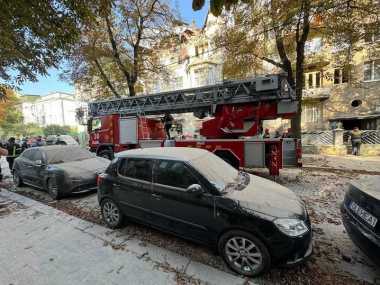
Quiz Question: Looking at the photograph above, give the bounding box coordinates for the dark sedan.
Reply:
[341,177,380,266]
[97,147,312,277]
[13,145,110,199]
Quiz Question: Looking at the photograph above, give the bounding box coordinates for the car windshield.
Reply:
[190,153,247,193]
[45,147,94,164]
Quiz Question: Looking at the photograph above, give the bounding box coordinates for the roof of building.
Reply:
[20,94,41,102]
[116,147,209,161]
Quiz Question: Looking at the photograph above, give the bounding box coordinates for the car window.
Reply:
[154,160,199,189]
[22,149,34,160]
[119,158,153,182]
[30,150,43,162]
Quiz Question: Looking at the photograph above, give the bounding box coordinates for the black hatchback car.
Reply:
[98,147,312,276]
[341,177,380,266]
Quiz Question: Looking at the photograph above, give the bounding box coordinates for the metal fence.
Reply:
[302,131,334,145]
[303,130,380,145]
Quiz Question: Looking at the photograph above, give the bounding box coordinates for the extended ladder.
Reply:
[88,74,295,117]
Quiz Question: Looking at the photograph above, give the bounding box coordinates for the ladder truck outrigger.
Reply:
[87,74,302,176]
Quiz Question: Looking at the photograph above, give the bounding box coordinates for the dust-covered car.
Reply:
[341,176,380,266]
[97,147,312,277]
[13,145,110,199]
[45,135,79,145]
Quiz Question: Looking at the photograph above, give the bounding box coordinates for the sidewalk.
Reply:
[0,189,251,285]
[302,154,380,174]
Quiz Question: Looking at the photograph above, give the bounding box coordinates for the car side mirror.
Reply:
[186,184,204,196]
[35,160,44,167]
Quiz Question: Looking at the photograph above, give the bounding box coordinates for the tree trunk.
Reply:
[93,59,121,98]
[127,82,136,97]
[292,0,310,139]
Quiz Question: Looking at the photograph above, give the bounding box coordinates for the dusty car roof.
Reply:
[116,147,208,161]
[35,145,82,151]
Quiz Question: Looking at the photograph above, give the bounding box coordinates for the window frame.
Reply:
[363,59,380,82]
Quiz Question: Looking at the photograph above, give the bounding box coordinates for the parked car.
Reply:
[45,135,79,146]
[341,177,380,266]
[97,147,312,276]
[13,145,109,199]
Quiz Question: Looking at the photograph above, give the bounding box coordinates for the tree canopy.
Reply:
[65,0,176,98]
[0,0,97,97]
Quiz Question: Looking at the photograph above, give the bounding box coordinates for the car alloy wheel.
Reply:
[225,237,263,273]
[101,199,123,228]
[13,171,22,187]
[219,230,270,277]
[48,177,60,200]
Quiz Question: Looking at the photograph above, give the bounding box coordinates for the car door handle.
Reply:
[152,193,161,200]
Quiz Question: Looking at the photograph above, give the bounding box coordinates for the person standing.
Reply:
[350,127,362,155]
[6,137,21,171]
[263,128,270,139]
[162,113,174,140]
[0,143,8,181]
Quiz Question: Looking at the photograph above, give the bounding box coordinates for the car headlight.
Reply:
[274,218,309,237]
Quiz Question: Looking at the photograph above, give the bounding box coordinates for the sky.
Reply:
[19,1,209,96]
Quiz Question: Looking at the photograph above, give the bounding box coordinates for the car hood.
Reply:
[224,174,305,219]
[53,157,109,179]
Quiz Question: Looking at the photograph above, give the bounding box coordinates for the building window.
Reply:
[173,77,183,90]
[302,104,322,123]
[304,71,322,89]
[363,59,380,81]
[334,68,349,84]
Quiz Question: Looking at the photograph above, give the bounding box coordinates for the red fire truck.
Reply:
[87,74,301,176]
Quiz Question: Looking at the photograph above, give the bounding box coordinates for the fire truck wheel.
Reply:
[99,150,113,160]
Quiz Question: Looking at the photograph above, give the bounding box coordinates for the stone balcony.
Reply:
[302,87,331,101]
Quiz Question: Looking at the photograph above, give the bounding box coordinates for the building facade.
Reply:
[21,92,86,128]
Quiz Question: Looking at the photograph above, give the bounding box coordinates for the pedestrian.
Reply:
[5,137,21,171]
[350,126,362,155]
[263,128,270,139]
[162,113,174,140]
[0,143,8,181]
[21,137,28,151]
[274,130,281,138]
[35,135,45,146]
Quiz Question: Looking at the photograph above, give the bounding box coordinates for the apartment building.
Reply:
[21,92,86,128]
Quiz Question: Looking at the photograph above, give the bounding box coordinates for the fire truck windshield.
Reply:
[190,153,239,193]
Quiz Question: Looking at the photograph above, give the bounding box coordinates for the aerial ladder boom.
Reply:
[89,74,296,115]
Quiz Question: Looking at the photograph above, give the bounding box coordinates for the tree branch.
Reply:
[93,58,121,98]
[105,15,132,84]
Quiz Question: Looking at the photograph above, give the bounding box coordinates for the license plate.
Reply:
[350,201,378,228]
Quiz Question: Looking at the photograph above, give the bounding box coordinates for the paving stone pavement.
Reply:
[0,189,253,285]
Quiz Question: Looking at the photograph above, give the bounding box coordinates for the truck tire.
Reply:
[98,150,113,160]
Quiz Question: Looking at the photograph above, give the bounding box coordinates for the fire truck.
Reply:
[87,74,301,176]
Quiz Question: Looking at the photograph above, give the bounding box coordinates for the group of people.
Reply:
[257,128,294,139]
[0,136,45,181]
